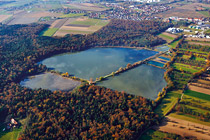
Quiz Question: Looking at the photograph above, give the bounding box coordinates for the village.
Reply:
[88,3,172,20]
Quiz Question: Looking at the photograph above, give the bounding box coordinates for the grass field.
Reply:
[54,17,109,36]
[41,28,59,36]
[158,33,174,40]
[170,113,210,126]
[184,90,210,101]
[197,11,210,17]
[185,104,210,114]
[70,18,109,26]
[58,29,93,34]
[140,129,166,140]
[168,39,180,48]
[0,128,22,140]
[180,48,209,54]
[173,63,202,73]
[195,57,206,61]
[60,13,85,18]
[155,91,181,116]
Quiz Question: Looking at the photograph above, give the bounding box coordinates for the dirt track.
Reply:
[154,116,210,139]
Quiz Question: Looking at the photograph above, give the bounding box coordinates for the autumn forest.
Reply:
[0,19,171,139]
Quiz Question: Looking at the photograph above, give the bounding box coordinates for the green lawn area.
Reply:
[182,55,190,59]
[173,63,201,73]
[41,28,59,36]
[59,29,93,34]
[70,18,109,26]
[140,129,166,140]
[60,13,85,18]
[170,113,210,126]
[182,94,210,109]
[180,48,209,54]
[158,33,174,40]
[0,128,22,140]
[184,90,210,101]
[0,119,26,140]
[204,29,210,35]
[168,39,181,48]
[185,104,210,114]
[155,91,181,116]
[197,11,210,17]
[195,57,206,61]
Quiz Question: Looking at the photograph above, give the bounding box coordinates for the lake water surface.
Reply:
[40,48,158,80]
[20,73,81,91]
[97,64,166,100]
[23,48,167,99]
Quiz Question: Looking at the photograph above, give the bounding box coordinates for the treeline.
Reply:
[87,19,172,47]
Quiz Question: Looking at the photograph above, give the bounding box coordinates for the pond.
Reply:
[97,64,167,100]
[20,73,81,91]
[40,48,158,80]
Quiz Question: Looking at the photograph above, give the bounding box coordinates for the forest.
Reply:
[88,19,172,47]
[0,19,170,139]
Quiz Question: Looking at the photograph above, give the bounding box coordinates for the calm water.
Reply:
[159,56,171,61]
[40,48,158,80]
[148,61,165,67]
[97,65,167,100]
[156,45,170,52]
[20,73,81,91]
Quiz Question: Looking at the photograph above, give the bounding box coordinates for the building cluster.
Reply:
[128,0,160,3]
[166,27,184,34]
[2,118,18,132]
[49,8,87,14]
[166,20,210,39]
[188,24,210,30]
[165,16,209,24]
[89,3,171,21]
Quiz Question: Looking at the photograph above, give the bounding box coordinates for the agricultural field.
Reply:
[60,13,85,18]
[188,73,210,95]
[62,3,107,11]
[154,116,210,139]
[186,40,210,47]
[140,129,186,140]
[41,28,59,36]
[172,63,202,73]
[7,11,62,25]
[149,34,210,138]
[41,18,69,37]
[0,15,12,23]
[54,17,110,36]
[158,32,177,43]
[197,10,210,17]
[154,91,181,116]
[155,3,210,18]
[168,38,181,48]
